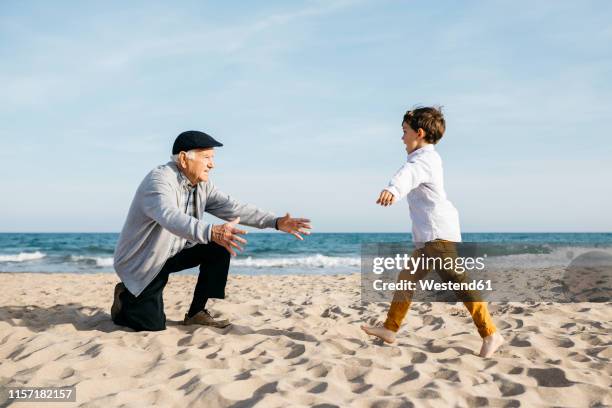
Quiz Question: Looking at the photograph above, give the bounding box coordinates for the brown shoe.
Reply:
[183,309,231,328]
[111,282,125,320]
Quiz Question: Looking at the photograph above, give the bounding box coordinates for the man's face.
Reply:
[181,148,215,183]
[401,121,420,153]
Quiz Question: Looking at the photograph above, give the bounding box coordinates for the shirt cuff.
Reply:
[206,224,212,243]
[385,186,401,200]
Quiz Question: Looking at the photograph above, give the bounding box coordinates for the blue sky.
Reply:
[1,0,611,232]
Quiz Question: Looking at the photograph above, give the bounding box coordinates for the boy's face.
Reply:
[401,121,424,154]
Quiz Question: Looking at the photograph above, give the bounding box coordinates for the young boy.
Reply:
[361,107,504,358]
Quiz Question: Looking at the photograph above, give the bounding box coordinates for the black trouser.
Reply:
[113,242,231,331]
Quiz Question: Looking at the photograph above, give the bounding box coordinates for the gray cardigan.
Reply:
[114,161,277,296]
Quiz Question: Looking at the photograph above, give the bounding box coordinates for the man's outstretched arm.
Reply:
[205,182,311,240]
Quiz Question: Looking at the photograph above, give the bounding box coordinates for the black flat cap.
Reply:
[172,130,223,154]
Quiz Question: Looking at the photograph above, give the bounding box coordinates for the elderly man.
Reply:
[111,130,311,331]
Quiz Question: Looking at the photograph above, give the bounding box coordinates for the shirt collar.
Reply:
[407,144,434,160]
[177,168,196,190]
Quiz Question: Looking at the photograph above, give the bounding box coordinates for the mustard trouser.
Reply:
[383,240,497,338]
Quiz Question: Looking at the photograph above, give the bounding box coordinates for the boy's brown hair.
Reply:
[403,106,446,144]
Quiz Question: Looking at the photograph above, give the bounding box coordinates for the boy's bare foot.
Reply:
[479,331,504,358]
[360,325,396,343]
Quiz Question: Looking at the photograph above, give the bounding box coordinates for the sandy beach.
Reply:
[0,272,610,407]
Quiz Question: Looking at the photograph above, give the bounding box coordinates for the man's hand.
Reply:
[276,213,312,241]
[376,189,396,207]
[211,217,248,256]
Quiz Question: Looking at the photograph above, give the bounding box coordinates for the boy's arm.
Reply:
[382,158,432,202]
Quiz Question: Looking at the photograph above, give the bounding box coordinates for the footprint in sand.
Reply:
[320,305,350,319]
[308,381,328,394]
[423,339,446,353]
[234,370,253,381]
[327,339,357,356]
[421,315,445,330]
[435,368,460,382]
[342,365,370,383]
[218,378,277,402]
[527,367,575,387]
[507,367,523,375]
[59,367,75,379]
[553,338,575,348]
[492,374,526,397]
[169,368,190,379]
[307,363,331,378]
[464,396,492,407]
[345,357,373,368]
[178,375,201,395]
[389,367,419,386]
[352,384,374,394]
[177,335,193,347]
[411,351,428,364]
[568,351,591,363]
[417,388,441,399]
[284,344,306,359]
[509,334,531,347]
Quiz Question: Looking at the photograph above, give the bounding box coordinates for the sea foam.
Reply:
[0,251,46,262]
[69,255,114,267]
[232,254,360,269]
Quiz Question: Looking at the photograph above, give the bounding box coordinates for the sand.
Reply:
[0,272,610,407]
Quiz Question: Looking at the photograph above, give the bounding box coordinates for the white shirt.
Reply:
[385,144,461,244]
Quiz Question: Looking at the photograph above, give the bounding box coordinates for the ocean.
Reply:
[1,233,611,275]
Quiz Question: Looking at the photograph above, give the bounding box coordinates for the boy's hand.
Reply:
[376,190,396,206]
